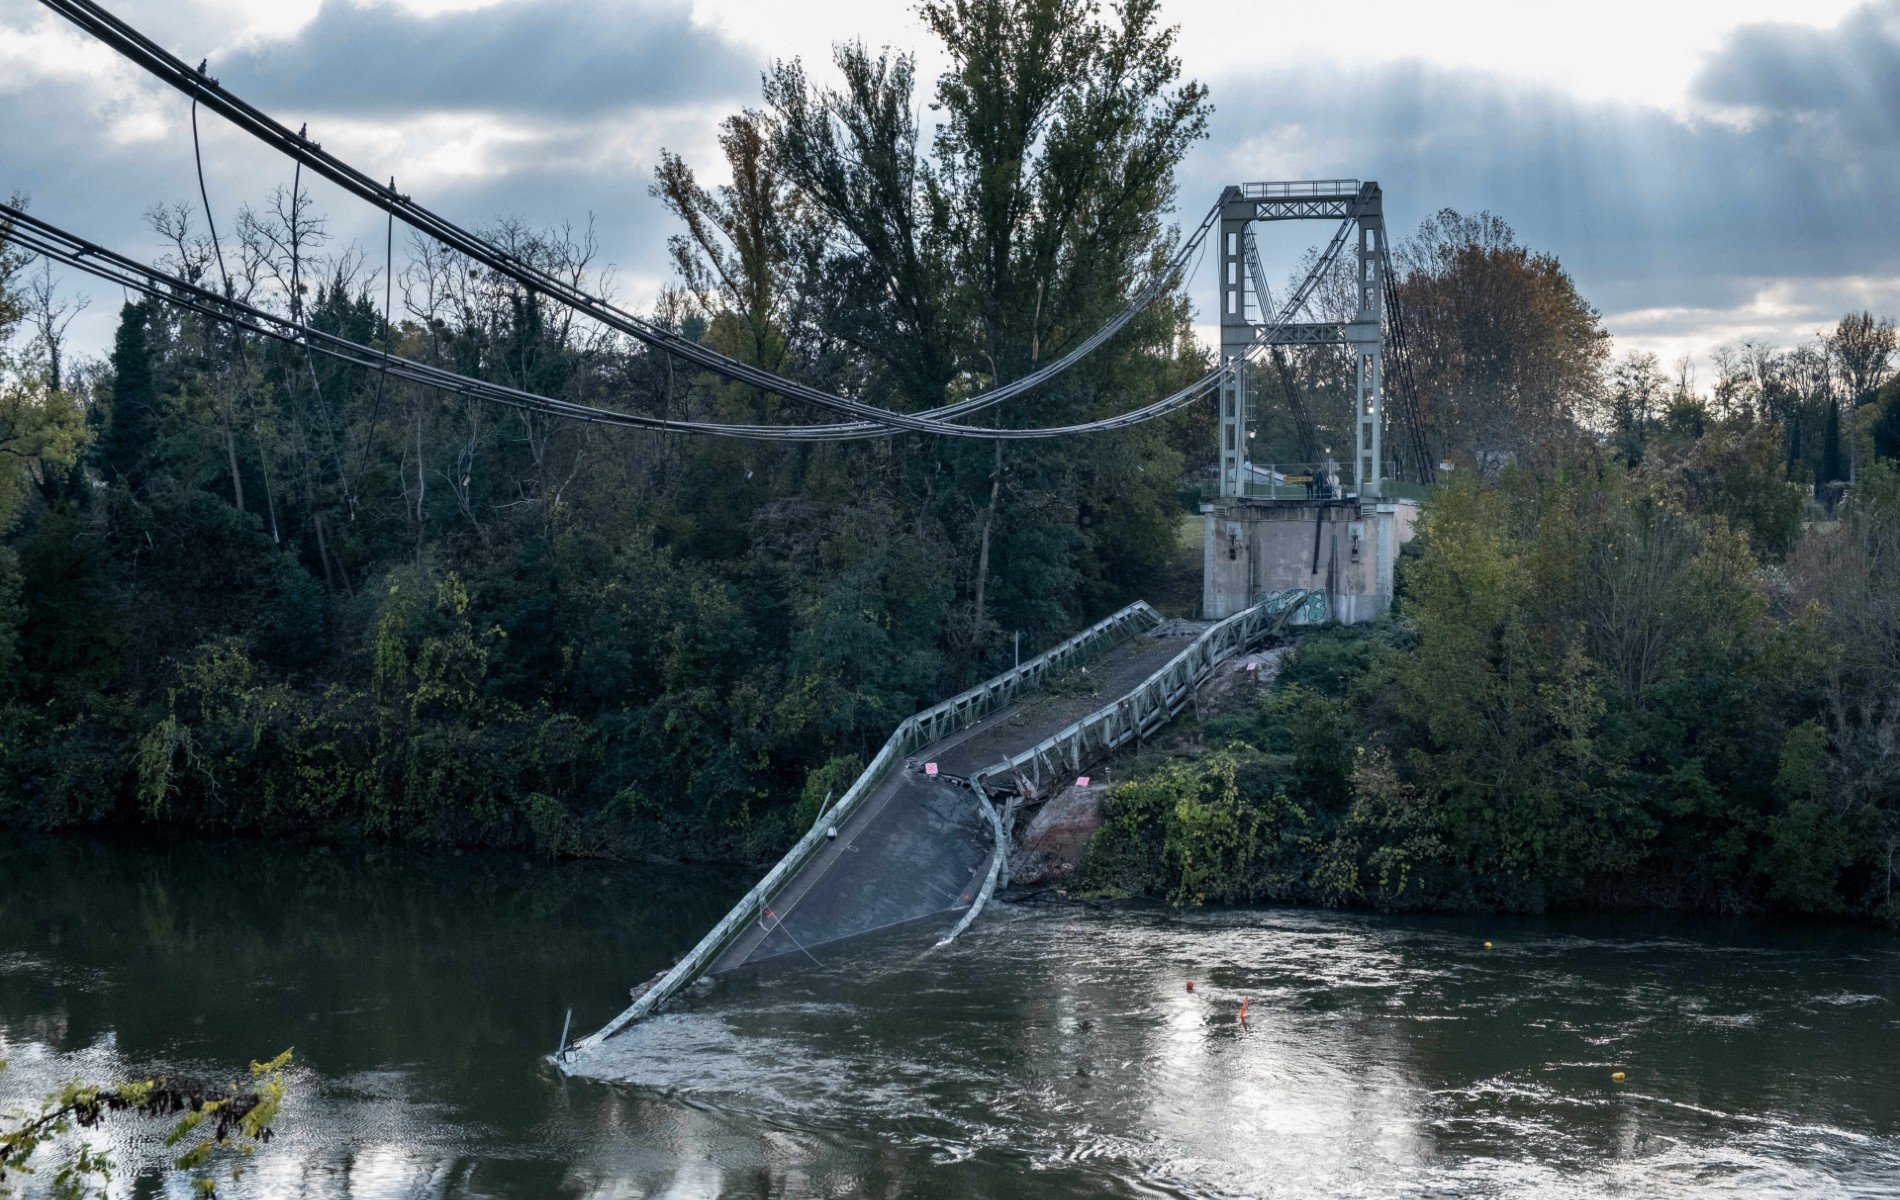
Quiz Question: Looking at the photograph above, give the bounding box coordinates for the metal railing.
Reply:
[559,600,1164,1061]
[1239,179,1361,198]
[1235,461,1347,501]
[934,785,1011,948]
[1203,461,1432,502]
[973,590,1322,800]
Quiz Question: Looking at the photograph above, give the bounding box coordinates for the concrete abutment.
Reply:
[1201,497,1418,623]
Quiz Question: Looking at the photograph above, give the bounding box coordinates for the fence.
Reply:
[974,590,1321,800]
[1238,179,1361,199]
[935,591,1321,948]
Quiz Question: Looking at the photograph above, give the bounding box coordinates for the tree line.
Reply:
[1090,257,1900,921]
[3,0,1897,924]
[0,0,1207,859]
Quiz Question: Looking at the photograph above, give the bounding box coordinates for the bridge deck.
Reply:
[933,630,1202,780]
[708,628,1203,973]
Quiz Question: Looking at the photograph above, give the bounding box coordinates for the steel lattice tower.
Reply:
[1216,180,1386,498]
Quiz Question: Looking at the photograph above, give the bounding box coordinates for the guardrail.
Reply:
[1236,462,1347,501]
[559,600,1164,1061]
[974,590,1321,800]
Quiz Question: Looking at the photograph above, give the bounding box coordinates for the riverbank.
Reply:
[1020,609,1900,926]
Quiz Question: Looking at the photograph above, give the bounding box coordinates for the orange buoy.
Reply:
[1186,980,1195,992]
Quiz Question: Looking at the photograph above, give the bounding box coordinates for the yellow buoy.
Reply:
[1611,1071,1627,1083]
[1483,940,1493,950]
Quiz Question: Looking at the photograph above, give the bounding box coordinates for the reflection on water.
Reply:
[2,834,1898,1197]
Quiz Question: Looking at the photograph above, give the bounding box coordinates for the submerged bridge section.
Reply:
[706,624,1202,975]
[560,591,1318,1066]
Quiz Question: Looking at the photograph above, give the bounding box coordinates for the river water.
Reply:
[2,835,1897,1198]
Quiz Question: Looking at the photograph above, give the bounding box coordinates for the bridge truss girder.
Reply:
[1218,180,1387,499]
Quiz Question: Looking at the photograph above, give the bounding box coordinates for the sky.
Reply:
[4,0,1899,375]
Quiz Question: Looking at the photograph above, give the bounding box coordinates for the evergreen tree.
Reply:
[97,300,158,489]
[1874,379,1900,462]
[1821,395,1845,489]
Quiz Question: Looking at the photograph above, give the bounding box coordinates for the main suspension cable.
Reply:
[41,0,1221,438]
[4,200,1352,441]
[0,206,800,438]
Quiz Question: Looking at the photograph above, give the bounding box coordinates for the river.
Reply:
[1,834,1896,1198]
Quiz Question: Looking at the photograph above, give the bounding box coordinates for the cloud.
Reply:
[11,0,1900,367]
[0,0,735,358]
[1181,10,1900,356]
[218,0,760,117]
[1693,0,1900,142]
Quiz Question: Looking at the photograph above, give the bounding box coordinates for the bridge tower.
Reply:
[1204,180,1417,624]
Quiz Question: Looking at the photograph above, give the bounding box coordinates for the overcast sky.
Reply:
[5,0,1898,373]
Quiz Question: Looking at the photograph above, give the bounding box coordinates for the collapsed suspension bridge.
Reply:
[13,0,1437,1061]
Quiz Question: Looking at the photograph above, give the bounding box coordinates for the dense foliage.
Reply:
[0,0,1208,861]
[1087,455,1900,921]
[1085,211,1900,922]
[4,0,1898,927]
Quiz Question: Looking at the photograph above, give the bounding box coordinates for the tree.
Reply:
[0,209,88,684]
[0,212,85,508]
[96,300,160,490]
[1606,350,1666,466]
[1873,376,1900,464]
[1782,463,1900,914]
[751,0,1208,668]
[1821,391,1845,493]
[1391,210,1608,474]
[26,259,86,398]
[652,113,799,374]
[1391,465,1815,909]
[1649,419,1805,561]
[1829,310,1896,483]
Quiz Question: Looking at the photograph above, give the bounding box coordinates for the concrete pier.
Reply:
[1202,497,1418,623]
